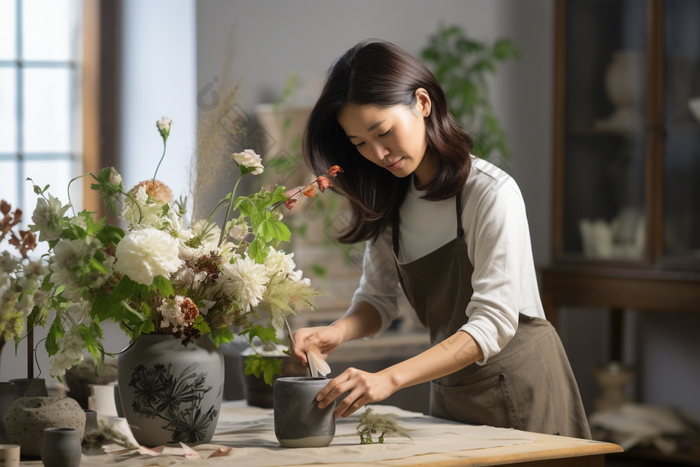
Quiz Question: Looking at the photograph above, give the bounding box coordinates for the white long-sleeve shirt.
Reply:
[352,156,546,365]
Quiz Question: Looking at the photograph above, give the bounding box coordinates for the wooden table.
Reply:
[20,404,622,467]
[269,433,621,467]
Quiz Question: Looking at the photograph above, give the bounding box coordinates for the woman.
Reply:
[293,39,591,439]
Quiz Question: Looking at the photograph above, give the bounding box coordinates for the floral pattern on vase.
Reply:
[117,334,224,447]
[129,362,219,443]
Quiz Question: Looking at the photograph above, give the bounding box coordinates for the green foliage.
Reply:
[238,324,278,346]
[90,275,174,341]
[357,407,411,445]
[244,354,283,386]
[421,23,519,162]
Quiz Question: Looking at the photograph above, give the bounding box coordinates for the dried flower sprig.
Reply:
[356,407,412,444]
[269,165,344,212]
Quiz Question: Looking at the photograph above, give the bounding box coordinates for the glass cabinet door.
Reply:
[663,0,700,260]
[562,0,647,260]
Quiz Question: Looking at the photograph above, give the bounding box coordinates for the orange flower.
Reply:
[328,165,344,177]
[316,176,331,193]
[131,179,173,204]
[284,198,298,210]
[301,185,318,198]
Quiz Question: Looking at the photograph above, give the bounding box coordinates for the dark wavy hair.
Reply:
[303,39,473,244]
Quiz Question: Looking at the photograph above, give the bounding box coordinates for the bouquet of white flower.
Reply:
[0,116,343,382]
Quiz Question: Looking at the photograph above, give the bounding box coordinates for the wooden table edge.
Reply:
[267,432,623,467]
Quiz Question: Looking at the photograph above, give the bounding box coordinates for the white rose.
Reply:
[231,149,264,175]
[221,255,269,311]
[114,228,183,286]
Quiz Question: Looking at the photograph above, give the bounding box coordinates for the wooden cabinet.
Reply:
[542,0,700,360]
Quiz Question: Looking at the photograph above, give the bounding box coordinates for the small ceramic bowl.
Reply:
[273,377,336,448]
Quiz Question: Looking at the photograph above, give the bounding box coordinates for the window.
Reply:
[0,0,83,227]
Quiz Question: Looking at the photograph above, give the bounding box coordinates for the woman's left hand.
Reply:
[316,367,398,418]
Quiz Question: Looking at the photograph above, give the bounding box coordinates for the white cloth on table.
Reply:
[75,402,535,466]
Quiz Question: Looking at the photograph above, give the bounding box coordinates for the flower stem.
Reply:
[218,175,243,247]
[66,172,94,216]
[153,140,167,180]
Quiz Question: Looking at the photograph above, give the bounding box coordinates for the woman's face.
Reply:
[336,89,436,185]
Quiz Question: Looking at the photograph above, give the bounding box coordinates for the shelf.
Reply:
[566,127,645,137]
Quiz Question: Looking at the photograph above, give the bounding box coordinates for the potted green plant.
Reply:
[421,23,520,163]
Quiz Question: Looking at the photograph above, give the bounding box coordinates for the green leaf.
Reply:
[150,275,174,298]
[272,221,291,243]
[192,316,211,334]
[45,315,64,356]
[110,276,139,302]
[40,273,54,292]
[243,354,282,386]
[260,221,276,243]
[211,326,234,347]
[138,320,155,336]
[91,295,114,323]
[79,326,104,374]
[240,324,278,345]
[89,256,109,274]
[26,307,42,332]
[121,301,146,323]
[248,238,266,263]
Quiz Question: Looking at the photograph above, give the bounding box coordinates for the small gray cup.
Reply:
[273,377,336,448]
[41,428,81,467]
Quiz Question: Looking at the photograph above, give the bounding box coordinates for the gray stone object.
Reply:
[0,382,17,443]
[3,397,85,457]
[273,377,336,448]
[41,428,81,467]
[9,378,48,398]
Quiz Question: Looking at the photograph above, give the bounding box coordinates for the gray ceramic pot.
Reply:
[113,385,124,417]
[117,334,224,447]
[0,382,17,443]
[273,377,336,447]
[84,409,98,432]
[9,379,48,398]
[41,428,81,467]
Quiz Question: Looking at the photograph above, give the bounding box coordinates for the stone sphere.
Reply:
[3,397,86,457]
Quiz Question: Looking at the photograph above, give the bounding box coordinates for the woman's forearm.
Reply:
[331,300,383,343]
[382,330,484,391]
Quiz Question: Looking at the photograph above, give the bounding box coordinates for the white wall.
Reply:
[121,0,197,203]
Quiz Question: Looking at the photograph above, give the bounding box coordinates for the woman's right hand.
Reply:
[291,325,345,366]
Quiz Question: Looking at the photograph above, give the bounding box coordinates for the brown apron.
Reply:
[392,188,591,439]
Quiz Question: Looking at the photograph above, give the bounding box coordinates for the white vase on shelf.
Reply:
[595,50,645,132]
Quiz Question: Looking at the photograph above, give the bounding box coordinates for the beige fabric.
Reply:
[65,403,534,467]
